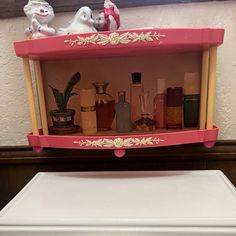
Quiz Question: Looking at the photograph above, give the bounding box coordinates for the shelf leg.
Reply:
[204,141,215,149]
[33,146,43,153]
[206,46,217,129]
[114,149,126,158]
[22,58,39,136]
[200,49,210,130]
[34,60,49,135]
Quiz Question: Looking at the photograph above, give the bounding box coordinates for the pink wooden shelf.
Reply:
[14,28,224,60]
[14,28,224,157]
[28,127,219,157]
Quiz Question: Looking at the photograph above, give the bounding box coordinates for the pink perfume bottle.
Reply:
[153,78,166,129]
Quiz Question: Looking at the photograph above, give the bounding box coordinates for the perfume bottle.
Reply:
[134,91,156,131]
[79,88,97,135]
[130,72,144,125]
[115,91,132,132]
[166,87,183,129]
[153,78,166,129]
[184,72,200,127]
[93,82,115,131]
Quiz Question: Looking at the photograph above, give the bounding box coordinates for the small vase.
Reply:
[93,82,115,131]
[49,109,80,134]
[49,109,75,127]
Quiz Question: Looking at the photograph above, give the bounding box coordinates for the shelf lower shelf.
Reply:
[28,126,219,157]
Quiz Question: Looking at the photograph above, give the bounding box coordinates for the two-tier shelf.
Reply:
[14,28,224,157]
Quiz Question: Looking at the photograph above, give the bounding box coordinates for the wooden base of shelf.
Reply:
[28,126,219,157]
[49,128,197,136]
[49,125,80,135]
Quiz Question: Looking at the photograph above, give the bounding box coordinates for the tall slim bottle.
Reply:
[184,72,200,127]
[130,72,144,125]
[79,88,97,135]
[115,91,132,132]
[153,78,166,129]
[166,87,183,129]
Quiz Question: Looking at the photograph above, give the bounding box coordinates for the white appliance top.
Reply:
[1,170,236,228]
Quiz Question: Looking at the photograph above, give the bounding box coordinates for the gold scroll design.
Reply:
[73,137,165,148]
[64,31,166,46]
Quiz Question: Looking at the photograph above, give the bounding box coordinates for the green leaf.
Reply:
[64,72,80,107]
[49,85,65,111]
[68,92,78,98]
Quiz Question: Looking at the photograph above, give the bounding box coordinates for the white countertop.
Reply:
[1,170,236,235]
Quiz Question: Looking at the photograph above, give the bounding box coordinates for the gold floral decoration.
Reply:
[64,31,166,46]
[73,137,165,148]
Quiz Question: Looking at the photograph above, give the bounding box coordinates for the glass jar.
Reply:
[134,91,156,131]
[93,82,115,131]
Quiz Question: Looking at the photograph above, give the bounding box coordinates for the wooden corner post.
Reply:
[34,60,49,135]
[206,46,217,129]
[200,49,210,130]
[22,58,39,135]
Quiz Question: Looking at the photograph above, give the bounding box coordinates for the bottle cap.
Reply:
[80,88,96,107]
[118,91,126,102]
[167,87,183,107]
[184,72,200,95]
[156,78,166,94]
[92,82,109,94]
[132,72,142,83]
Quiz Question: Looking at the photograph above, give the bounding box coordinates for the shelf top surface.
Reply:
[1,170,236,228]
[14,28,224,60]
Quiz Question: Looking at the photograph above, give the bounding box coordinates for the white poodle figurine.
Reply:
[57,6,97,35]
[24,0,55,39]
[94,0,120,31]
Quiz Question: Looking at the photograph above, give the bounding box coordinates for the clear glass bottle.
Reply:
[115,91,132,132]
[153,78,166,129]
[93,82,115,131]
[130,72,144,125]
[134,91,156,131]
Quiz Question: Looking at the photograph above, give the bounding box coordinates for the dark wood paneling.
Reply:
[7,164,38,200]
[0,0,228,18]
[207,161,236,186]
[0,166,9,209]
[0,140,236,210]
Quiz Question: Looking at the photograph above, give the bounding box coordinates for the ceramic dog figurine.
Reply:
[24,0,55,39]
[57,6,97,35]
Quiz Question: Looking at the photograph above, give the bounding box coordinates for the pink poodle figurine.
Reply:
[94,0,120,31]
[23,0,55,39]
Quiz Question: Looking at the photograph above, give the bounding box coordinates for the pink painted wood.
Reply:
[14,28,224,60]
[28,126,218,154]
[14,28,224,156]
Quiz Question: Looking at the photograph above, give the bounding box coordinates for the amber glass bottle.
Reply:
[93,82,115,131]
